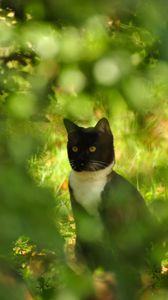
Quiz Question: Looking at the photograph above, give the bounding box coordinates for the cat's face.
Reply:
[64,118,115,172]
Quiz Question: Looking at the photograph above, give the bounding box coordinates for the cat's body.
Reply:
[64,118,158,299]
[69,165,151,267]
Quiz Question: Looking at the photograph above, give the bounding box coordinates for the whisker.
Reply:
[89,165,97,171]
[88,162,108,170]
[70,162,75,168]
[90,161,108,167]
[69,159,109,172]
[90,160,108,166]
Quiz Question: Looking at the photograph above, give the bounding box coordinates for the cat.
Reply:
[64,117,158,299]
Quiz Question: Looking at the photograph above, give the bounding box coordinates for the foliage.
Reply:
[0,1,168,299]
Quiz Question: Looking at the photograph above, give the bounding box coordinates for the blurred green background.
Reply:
[0,0,168,299]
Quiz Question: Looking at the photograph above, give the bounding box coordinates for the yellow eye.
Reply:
[72,146,78,152]
[89,146,96,152]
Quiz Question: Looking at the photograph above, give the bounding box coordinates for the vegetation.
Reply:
[0,0,168,299]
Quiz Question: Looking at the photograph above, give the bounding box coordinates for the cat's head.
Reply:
[64,118,115,172]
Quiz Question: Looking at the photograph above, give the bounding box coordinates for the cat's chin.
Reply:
[72,160,115,173]
[72,166,106,172]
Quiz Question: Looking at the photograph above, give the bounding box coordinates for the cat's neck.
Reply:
[70,161,114,181]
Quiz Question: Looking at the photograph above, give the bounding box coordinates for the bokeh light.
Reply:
[0,1,168,299]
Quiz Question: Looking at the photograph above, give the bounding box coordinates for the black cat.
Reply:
[64,117,158,299]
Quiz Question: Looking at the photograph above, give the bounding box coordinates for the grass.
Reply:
[28,108,168,242]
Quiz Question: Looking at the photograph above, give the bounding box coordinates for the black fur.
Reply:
[64,118,114,172]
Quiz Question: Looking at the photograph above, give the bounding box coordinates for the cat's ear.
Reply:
[63,118,79,135]
[95,118,112,133]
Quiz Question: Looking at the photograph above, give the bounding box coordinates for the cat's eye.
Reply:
[89,146,96,152]
[72,146,78,152]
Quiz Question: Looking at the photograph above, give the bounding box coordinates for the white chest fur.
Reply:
[69,163,113,216]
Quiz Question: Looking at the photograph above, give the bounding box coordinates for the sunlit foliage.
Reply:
[0,0,168,299]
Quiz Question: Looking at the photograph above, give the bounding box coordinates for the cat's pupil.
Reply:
[72,146,78,152]
[89,146,96,152]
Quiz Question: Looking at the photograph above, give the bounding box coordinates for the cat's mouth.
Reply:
[70,160,109,172]
[70,161,87,172]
